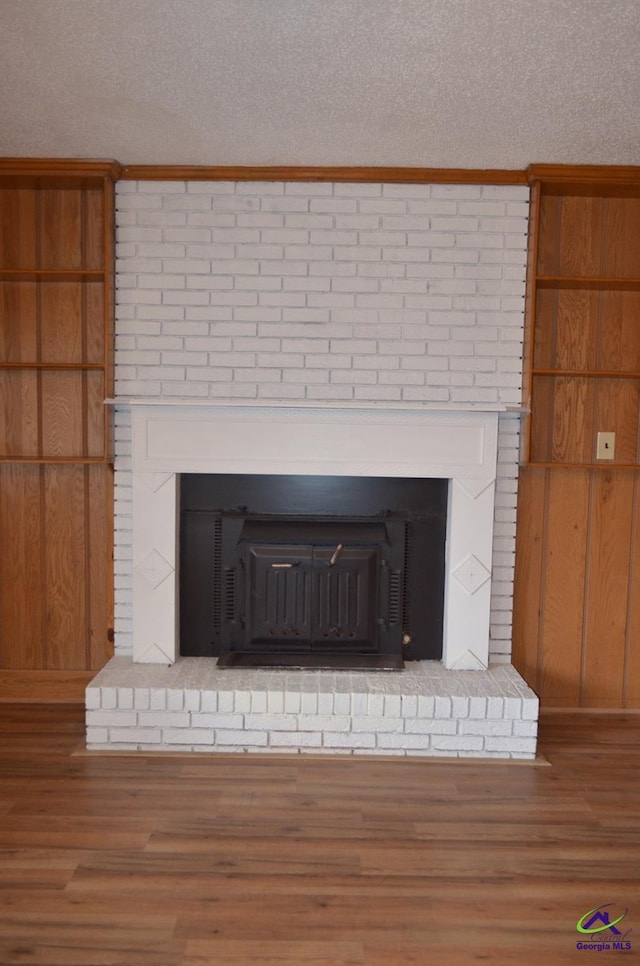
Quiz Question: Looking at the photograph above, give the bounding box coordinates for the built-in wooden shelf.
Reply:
[527,460,640,470]
[0,161,116,685]
[0,456,111,464]
[532,368,640,379]
[536,275,640,289]
[516,170,640,710]
[525,179,640,470]
[0,362,105,370]
[0,268,104,280]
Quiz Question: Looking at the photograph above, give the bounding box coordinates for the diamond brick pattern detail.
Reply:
[135,550,174,589]
[457,478,493,499]
[450,649,487,670]
[138,472,173,493]
[137,641,175,664]
[452,554,491,595]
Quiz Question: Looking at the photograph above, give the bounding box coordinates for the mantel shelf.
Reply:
[106,397,528,414]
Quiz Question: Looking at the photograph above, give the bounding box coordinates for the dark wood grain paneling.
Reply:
[531,376,640,466]
[39,189,82,270]
[535,192,561,276]
[559,194,603,277]
[582,470,635,707]
[529,377,556,462]
[530,376,639,466]
[515,466,640,709]
[39,280,83,363]
[551,376,593,463]
[598,289,640,372]
[0,281,38,362]
[538,469,589,706]
[43,465,88,669]
[0,188,37,267]
[534,287,599,370]
[121,163,529,183]
[102,180,116,408]
[519,175,640,709]
[528,163,640,184]
[531,286,555,369]
[83,187,105,270]
[511,467,546,689]
[0,175,113,675]
[0,465,44,668]
[601,192,640,277]
[530,183,640,469]
[86,370,105,458]
[0,370,39,457]
[87,463,113,668]
[0,463,111,673]
[85,279,105,363]
[593,378,640,463]
[624,475,640,707]
[41,371,84,458]
[0,157,122,182]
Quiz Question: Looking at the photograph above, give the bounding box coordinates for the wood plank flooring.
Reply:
[0,706,638,964]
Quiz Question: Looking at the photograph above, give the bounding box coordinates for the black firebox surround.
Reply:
[179,474,448,669]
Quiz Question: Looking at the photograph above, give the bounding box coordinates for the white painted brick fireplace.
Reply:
[86,179,539,758]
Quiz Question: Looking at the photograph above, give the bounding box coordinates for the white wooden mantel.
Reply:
[126,402,500,670]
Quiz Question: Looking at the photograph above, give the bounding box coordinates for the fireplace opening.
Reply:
[179,474,447,670]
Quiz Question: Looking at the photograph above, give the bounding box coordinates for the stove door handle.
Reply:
[329,543,344,566]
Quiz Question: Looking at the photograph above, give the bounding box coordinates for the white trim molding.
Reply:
[130,403,499,670]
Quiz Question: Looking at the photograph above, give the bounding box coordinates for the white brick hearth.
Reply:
[87,658,538,759]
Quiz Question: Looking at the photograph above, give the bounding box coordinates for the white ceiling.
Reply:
[1,0,639,170]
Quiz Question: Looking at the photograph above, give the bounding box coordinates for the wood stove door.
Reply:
[245,544,379,651]
[247,545,314,649]
[312,546,378,651]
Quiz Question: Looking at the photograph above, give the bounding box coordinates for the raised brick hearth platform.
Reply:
[86,657,538,758]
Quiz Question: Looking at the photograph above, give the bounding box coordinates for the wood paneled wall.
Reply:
[2,159,639,706]
[514,171,640,709]
[513,466,640,708]
[0,163,116,692]
[0,463,111,671]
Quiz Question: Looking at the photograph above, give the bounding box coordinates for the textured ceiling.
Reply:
[1,0,639,169]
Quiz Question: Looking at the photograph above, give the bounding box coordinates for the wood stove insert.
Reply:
[180,475,447,670]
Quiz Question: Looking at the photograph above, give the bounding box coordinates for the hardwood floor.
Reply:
[0,706,638,964]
